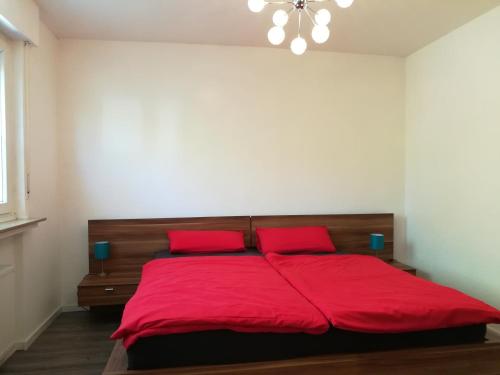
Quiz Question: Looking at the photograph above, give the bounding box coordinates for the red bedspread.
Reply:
[266,254,500,333]
[112,257,329,348]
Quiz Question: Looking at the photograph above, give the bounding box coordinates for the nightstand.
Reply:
[78,273,140,307]
[387,260,417,276]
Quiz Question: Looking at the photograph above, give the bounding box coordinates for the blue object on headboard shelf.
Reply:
[94,241,110,277]
[370,233,385,252]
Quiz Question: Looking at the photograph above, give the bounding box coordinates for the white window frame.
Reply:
[0,35,15,220]
[0,50,8,210]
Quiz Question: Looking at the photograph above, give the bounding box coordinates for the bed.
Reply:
[111,255,330,367]
[93,214,500,374]
[265,253,499,334]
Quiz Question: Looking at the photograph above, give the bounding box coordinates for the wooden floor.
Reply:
[0,310,121,375]
[1,311,500,375]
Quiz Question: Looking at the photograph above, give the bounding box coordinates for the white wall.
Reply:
[20,21,60,339]
[0,22,60,363]
[58,40,405,306]
[0,238,17,362]
[405,6,500,308]
[0,0,39,44]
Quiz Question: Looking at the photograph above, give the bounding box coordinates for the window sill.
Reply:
[0,218,47,240]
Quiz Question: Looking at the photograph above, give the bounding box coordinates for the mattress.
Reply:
[127,324,487,369]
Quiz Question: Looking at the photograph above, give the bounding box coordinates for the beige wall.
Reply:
[58,40,406,306]
[0,22,60,363]
[21,21,61,339]
[0,0,39,44]
[0,238,17,363]
[405,6,500,308]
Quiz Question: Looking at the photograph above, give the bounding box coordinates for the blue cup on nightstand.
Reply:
[370,234,384,258]
[94,241,110,277]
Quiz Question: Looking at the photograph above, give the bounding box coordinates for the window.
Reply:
[0,33,29,221]
[0,49,7,211]
[0,35,14,220]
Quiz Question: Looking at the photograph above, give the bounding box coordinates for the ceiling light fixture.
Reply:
[248,0,354,55]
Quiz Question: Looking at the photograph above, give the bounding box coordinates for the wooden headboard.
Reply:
[88,216,251,274]
[251,214,394,261]
[88,213,393,274]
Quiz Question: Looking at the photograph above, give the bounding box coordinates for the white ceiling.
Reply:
[36,0,500,56]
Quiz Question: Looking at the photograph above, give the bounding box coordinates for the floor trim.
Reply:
[488,324,500,337]
[0,306,62,366]
[22,306,62,350]
[0,342,23,367]
[62,304,87,312]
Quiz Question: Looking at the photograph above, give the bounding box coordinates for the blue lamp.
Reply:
[94,241,110,277]
[370,233,384,258]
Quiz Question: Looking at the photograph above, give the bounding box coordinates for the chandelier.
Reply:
[248,0,354,55]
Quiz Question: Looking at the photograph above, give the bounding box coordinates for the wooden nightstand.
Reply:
[78,273,140,307]
[387,260,417,276]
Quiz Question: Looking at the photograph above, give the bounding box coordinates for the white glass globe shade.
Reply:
[335,0,354,8]
[312,25,330,44]
[248,0,266,13]
[268,26,285,45]
[315,9,331,26]
[273,9,289,27]
[290,36,307,55]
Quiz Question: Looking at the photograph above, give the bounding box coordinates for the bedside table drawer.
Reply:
[78,284,138,306]
[79,284,137,297]
[78,273,141,307]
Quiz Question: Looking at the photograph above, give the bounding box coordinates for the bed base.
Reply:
[103,339,500,375]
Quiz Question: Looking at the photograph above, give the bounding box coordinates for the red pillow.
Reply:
[167,230,246,254]
[256,226,336,254]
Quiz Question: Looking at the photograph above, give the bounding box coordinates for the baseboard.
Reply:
[0,306,62,366]
[62,304,86,312]
[22,306,62,350]
[0,342,23,367]
[488,324,500,336]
